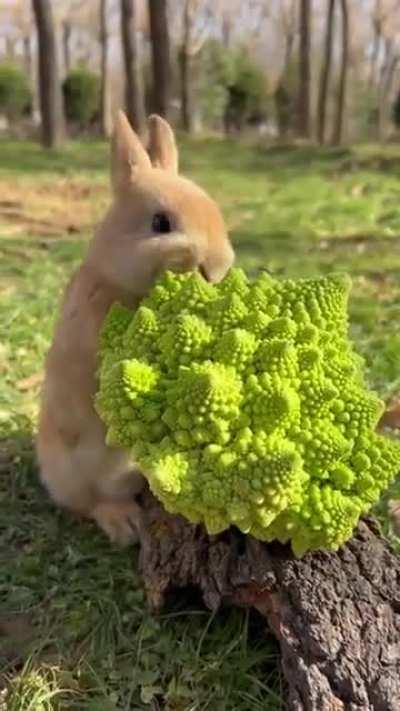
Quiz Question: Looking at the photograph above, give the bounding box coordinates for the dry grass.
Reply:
[0,177,109,239]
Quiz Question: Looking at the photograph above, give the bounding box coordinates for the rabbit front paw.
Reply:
[91,499,142,546]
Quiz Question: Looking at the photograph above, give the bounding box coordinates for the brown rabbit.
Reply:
[37,111,234,544]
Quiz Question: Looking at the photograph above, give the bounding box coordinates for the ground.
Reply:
[1,135,400,710]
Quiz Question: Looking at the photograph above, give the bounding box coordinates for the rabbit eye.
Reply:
[152,212,171,234]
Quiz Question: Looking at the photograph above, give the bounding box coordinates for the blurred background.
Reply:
[0,0,400,145]
[2,2,400,710]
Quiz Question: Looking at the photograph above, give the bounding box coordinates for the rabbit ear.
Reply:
[147,114,178,173]
[111,111,151,193]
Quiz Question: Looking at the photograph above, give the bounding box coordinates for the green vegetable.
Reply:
[95,268,400,556]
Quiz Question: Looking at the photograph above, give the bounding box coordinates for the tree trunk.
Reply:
[317,0,335,145]
[379,56,399,141]
[62,21,72,75]
[120,0,146,136]
[180,0,195,133]
[23,35,35,120]
[5,36,15,61]
[179,49,195,133]
[282,27,295,78]
[148,0,171,118]
[369,14,381,89]
[274,84,292,139]
[137,487,400,709]
[99,0,112,137]
[378,38,399,141]
[276,2,295,139]
[296,0,311,138]
[221,15,232,50]
[23,36,32,78]
[331,0,348,145]
[32,0,65,148]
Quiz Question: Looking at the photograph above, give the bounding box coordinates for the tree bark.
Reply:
[331,0,348,145]
[221,14,232,50]
[120,0,146,136]
[275,0,296,139]
[62,21,72,75]
[22,35,35,120]
[148,0,171,118]
[378,38,399,141]
[317,0,335,145]
[99,0,112,137]
[137,487,400,710]
[23,36,32,78]
[32,0,65,148]
[180,0,195,133]
[296,0,311,138]
[283,32,295,77]
[369,5,381,89]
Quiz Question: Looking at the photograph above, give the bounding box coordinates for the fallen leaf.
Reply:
[16,371,44,391]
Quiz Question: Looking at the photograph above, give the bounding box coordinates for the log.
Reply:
[137,488,400,711]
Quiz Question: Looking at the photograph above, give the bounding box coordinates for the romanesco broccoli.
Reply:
[95,268,400,556]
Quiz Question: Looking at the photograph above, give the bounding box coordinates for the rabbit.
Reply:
[36,111,234,545]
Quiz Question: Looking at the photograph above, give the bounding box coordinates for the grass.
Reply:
[1,134,400,709]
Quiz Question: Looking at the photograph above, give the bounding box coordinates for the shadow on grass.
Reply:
[0,427,283,710]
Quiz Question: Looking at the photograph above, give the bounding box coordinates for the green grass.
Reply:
[1,135,400,709]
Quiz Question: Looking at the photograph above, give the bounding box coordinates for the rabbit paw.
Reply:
[162,239,199,274]
[91,499,142,546]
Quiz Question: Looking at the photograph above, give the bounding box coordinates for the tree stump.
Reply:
[137,488,400,711]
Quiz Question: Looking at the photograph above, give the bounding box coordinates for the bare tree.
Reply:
[7,1,37,115]
[179,0,210,133]
[378,36,400,139]
[296,0,311,137]
[281,0,297,74]
[317,0,335,144]
[332,0,349,144]
[368,0,399,89]
[148,0,171,117]
[369,0,383,88]
[23,35,32,77]
[99,0,112,137]
[62,20,72,74]
[273,0,297,138]
[120,0,146,135]
[56,1,106,78]
[32,0,65,148]
[180,0,196,133]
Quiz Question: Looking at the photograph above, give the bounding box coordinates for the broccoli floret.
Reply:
[159,272,216,317]
[96,268,400,556]
[160,314,212,368]
[208,293,249,333]
[99,303,133,359]
[95,359,161,449]
[163,362,242,446]
[123,306,160,361]
[218,267,250,298]
[214,328,258,372]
